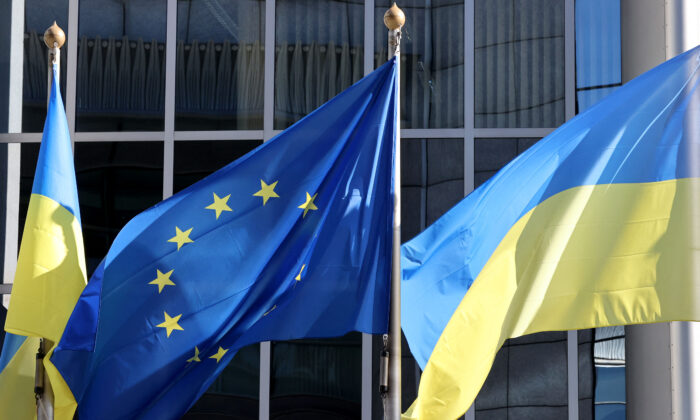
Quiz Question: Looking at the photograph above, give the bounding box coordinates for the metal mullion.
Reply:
[3,0,24,303]
[464,0,475,418]
[362,1,375,418]
[473,127,555,138]
[564,0,578,418]
[0,133,43,143]
[174,130,264,141]
[402,128,465,138]
[163,0,177,200]
[74,132,166,142]
[66,0,79,137]
[260,1,275,417]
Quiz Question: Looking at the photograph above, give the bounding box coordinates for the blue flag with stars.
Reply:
[50,59,397,419]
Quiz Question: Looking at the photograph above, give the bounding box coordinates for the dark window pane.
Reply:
[175,0,265,130]
[184,345,260,420]
[175,139,261,419]
[475,0,565,128]
[76,0,167,131]
[174,140,262,193]
[375,0,465,129]
[274,0,364,130]
[271,333,361,419]
[402,138,464,241]
[476,332,569,419]
[76,142,163,275]
[23,0,69,133]
[474,137,539,189]
[19,143,41,245]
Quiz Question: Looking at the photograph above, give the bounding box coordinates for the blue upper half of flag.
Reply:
[33,63,81,222]
[51,59,397,419]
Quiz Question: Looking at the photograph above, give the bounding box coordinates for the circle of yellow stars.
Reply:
[151,178,316,365]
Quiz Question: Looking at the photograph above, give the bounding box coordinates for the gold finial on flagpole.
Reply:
[43,21,65,49]
[383,3,405,30]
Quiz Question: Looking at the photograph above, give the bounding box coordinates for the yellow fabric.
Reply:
[4,194,86,420]
[404,178,700,419]
[0,336,39,420]
[5,194,87,342]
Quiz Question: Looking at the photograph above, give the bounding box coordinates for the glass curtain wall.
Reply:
[0,0,596,419]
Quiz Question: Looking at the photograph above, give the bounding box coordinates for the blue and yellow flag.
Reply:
[51,58,397,419]
[401,47,700,419]
[1,63,87,419]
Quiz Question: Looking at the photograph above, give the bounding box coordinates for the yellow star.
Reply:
[298,192,318,218]
[253,180,280,205]
[156,311,184,338]
[209,346,229,363]
[149,269,175,293]
[205,193,232,219]
[168,226,194,251]
[187,346,201,363]
[295,264,306,281]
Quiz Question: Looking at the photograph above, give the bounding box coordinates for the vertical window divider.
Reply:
[66,0,79,140]
[260,2,276,418]
[464,1,475,419]
[163,0,177,200]
[565,0,578,419]
[362,1,374,419]
[3,0,24,300]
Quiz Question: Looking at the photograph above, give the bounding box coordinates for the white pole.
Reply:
[37,21,64,420]
[384,4,405,420]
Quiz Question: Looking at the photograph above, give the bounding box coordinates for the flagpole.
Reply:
[37,21,64,420]
[384,4,405,419]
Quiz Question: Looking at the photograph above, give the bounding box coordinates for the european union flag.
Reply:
[51,59,397,419]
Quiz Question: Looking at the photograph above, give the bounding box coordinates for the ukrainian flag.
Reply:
[0,63,87,419]
[401,46,700,419]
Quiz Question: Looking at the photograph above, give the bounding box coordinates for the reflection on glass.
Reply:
[274,0,364,129]
[175,0,265,130]
[18,143,41,246]
[475,0,565,128]
[402,138,464,241]
[593,327,625,419]
[375,0,465,129]
[271,333,361,418]
[575,0,621,112]
[476,332,569,419]
[76,142,163,275]
[175,140,260,419]
[23,0,69,132]
[76,0,167,131]
[173,140,262,193]
[474,137,539,188]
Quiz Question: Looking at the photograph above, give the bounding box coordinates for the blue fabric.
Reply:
[52,58,397,419]
[32,63,81,222]
[401,46,700,368]
[0,333,27,373]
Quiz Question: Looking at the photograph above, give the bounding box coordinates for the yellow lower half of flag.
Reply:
[405,178,700,419]
[5,193,86,342]
[3,193,86,420]
[0,336,39,420]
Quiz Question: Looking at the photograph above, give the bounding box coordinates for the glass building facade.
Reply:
[0,0,624,419]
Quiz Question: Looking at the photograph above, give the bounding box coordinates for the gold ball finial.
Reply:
[384,3,405,30]
[44,21,66,49]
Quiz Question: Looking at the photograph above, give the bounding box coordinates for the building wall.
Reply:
[0,1,625,419]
